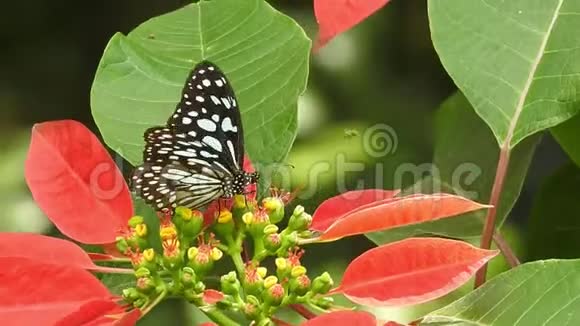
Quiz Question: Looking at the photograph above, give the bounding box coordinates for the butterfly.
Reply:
[131,61,259,212]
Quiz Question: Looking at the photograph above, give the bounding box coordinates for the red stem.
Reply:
[290,304,317,320]
[493,232,520,268]
[475,147,511,288]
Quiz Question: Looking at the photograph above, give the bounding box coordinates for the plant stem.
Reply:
[205,308,240,326]
[272,317,293,326]
[493,232,520,268]
[231,251,246,278]
[141,290,167,316]
[475,147,511,288]
[290,304,317,320]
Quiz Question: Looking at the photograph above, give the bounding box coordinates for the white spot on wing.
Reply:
[215,79,223,87]
[188,111,199,117]
[221,117,238,132]
[182,117,192,125]
[222,97,231,109]
[196,96,205,102]
[203,135,223,152]
[202,79,211,87]
[211,96,220,105]
[212,114,219,122]
[197,119,216,132]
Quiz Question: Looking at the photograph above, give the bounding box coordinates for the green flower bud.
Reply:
[128,215,145,228]
[263,283,285,306]
[220,271,241,295]
[263,224,279,235]
[174,207,204,238]
[134,267,151,278]
[188,246,213,276]
[311,272,334,294]
[289,274,311,296]
[181,267,196,287]
[122,287,140,303]
[162,239,183,271]
[243,295,261,320]
[136,276,155,294]
[115,236,129,254]
[248,210,270,237]
[244,266,265,296]
[262,197,285,224]
[313,296,334,309]
[212,209,235,236]
[264,233,282,252]
[288,205,312,231]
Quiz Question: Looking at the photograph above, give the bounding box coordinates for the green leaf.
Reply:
[367,93,537,244]
[527,163,580,260]
[429,0,580,148]
[421,259,580,325]
[91,0,311,166]
[552,114,580,167]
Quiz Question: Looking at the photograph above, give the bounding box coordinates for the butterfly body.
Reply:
[131,61,258,212]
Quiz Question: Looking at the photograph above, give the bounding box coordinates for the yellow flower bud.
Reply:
[160,225,177,240]
[291,265,307,278]
[143,248,156,262]
[257,266,268,278]
[187,247,199,260]
[242,212,254,225]
[233,194,247,209]
[135,223,147,237]
[275,257,287,270]
[210,247,223,261]
[218,209,233,224]
[264,275,278,289]
[175,206,193,220]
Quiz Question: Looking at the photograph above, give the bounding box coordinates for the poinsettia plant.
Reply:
[3,119,494,325]
[5,0,580,325]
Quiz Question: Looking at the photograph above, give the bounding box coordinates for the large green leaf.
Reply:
[429,0,580,148]
[527,163,580,261]
[552,114,580,167]
[367,93,537,244]
[421,259,580,325]
[91,0,310,166]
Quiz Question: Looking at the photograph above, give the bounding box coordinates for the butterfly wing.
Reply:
[131,61,245,212]
[167,61,244,173]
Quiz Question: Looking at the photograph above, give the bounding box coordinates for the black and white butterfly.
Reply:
[131,61,259,212]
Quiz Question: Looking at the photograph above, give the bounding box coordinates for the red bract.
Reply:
[203,289,225,305]
[330,237,498,306]
[0,257,123,326]
[314,0,391,51]
[25,120,133,244]
[0,233,129,273]
[302,310,377,325]
[311,189,400,232]
[316,193,490,241]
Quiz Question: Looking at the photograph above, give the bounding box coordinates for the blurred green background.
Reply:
[1,0,574,324]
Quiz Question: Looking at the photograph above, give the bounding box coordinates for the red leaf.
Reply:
[331,238,498,306]
[0,233,127,273]
[113,310,142,326]
[203,289,225,305]
[311,189,401,232]
[302,311,376,326]
[0,257,113,326]
[55,299,122,326]
[318,193,490,241]
[24,120,133,244]
[314,0,390,51]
